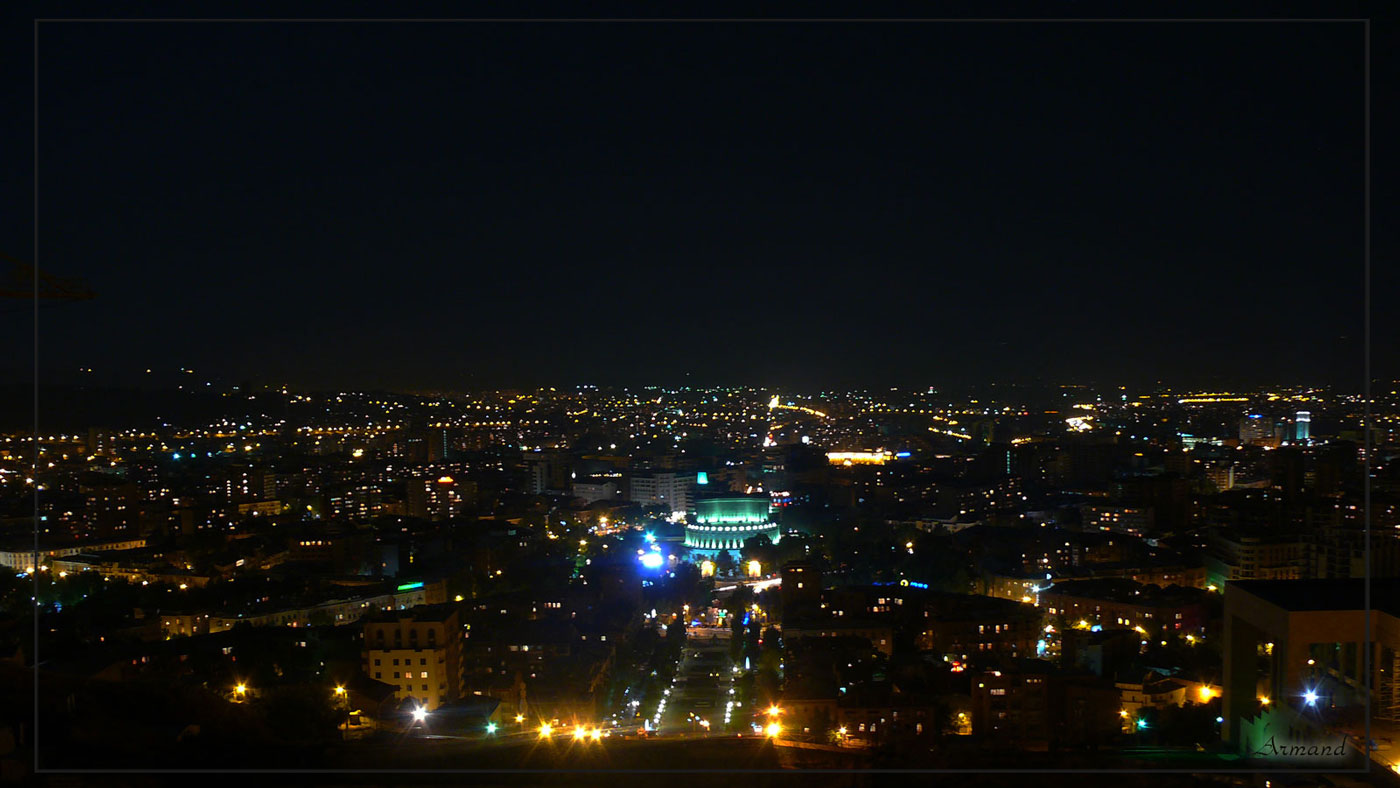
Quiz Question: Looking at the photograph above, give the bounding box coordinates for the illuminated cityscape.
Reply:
[2,380,1396,775]
[0,10,1385,785]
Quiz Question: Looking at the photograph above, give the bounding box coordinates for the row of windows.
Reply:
[374,657,434,666]
[373,672,448,692]
[376,671,435,680]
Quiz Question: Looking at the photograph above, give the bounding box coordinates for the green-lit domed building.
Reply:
[684,495,779,555]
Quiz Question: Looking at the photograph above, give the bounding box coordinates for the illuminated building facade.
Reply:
[628,471,694,514]
[1239,415,1284,447]
[826,450,892,466]
[363,605,464,711]
[684,495,779,555]
[1222,579,1400,752]
[1079,504,1154,536]
[1295,411,1311,442]
[407,476,465,521]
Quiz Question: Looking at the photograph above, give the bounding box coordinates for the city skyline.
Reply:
[4,369,1393,773]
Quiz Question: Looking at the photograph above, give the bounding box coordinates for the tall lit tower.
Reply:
[1295,411,1311,443]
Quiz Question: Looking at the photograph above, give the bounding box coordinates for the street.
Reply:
[655,625,736,735]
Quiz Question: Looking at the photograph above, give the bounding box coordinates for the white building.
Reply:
[629,471,694,514]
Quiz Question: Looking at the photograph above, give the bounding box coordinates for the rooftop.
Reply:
[1229,578,1400,617]
[1041,578,1206,606]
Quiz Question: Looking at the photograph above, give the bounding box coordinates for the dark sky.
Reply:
[6,15,1383,392]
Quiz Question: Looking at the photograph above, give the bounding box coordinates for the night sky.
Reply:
[6,17,1383,392]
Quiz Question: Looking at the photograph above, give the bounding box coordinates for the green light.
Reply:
[396,581,424,591]
[486,722,497,734]
[1136,719,1148,730]
[695,497,770,526]
[697,471,709,485]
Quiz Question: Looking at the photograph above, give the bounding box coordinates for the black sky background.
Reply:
[3,8,1390,393]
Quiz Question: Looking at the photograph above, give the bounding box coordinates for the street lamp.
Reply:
[539,723,553,738]
[412,706,427,725]
[764,722,781,738]
[485,722,497,734]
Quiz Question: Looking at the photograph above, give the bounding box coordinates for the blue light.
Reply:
[172,453,181,460]
[697,472,708,485]
[742,613,750,626]
[1304,690,1318,706]
[644,532,656,544]
[1090,625,1102,632]
[486,722,497,734]
[640,552,664,569]
[1136,719,1148,730]
[1036,639,1047,656]
[895,452,911,458]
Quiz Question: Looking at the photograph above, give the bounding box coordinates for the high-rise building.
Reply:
[1239,415,1284,448]
[1222,579,1400,751]
[571,475,622,504]
[1295,411,1311,443]
[1079,504,1154,536]
[406,476,464,521]
[81,478,140,539]
[328,483,385,520]
[780,561,821,620]
[427,428,449,462]
[628,471,694,514]
[524,450,571,495]
[1204,529,1312,587]
[971,667,1119,746]
[1204,461,1236,492]
[363,605,464,711]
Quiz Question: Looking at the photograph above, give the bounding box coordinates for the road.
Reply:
[655,625,737,735]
